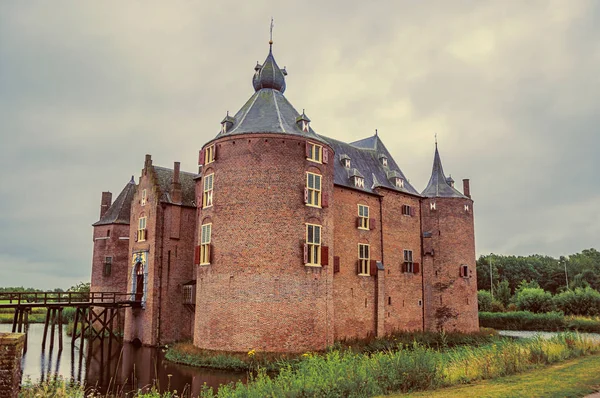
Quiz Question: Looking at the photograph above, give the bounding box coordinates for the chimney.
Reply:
[144,154,152,174]
[463,179,471,198]
[100,191,112,218]
[171,161,182,203]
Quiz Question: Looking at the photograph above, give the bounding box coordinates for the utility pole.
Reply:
[490,256,494,298]
[563,259,569,290]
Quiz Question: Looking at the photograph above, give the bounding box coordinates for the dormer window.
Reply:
[430,202,436,211]
[355,176,365,189]
[220,113,235,136]
[464,204,470,212]
[221,123,227,134]
[344,159,351,169]
[395,178,404,189]
[340,154,351,169]
[382,157,388,167]
[302,121,309,132]
[296,111,312,134]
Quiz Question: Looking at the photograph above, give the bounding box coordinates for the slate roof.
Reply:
[213,47,327,145]
[153,166,198,207]
[321,134,420,196]
[93,178,136,226]
[421,145,467,198]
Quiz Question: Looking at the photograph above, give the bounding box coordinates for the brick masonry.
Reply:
[0,333,25,398]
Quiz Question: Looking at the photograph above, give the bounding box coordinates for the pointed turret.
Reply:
[93,178,137,226]
[252,44,287,93]
[422,144,467,198]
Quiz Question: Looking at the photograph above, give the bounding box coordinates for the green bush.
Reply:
[496,280,512,307]
[490,300,505,313]
[478,290,493,312]
[554,287,600,316]
[515,288,554,313]
[479,311,600,333]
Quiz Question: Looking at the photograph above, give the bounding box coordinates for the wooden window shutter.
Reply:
[144,228,149,240]
[303,243,308,264]
[402,262,407,273]
[134,231,138,242]
[410,206,415,217]
[323,148,329,164]
[413,262,420,274]
[321,246,329,266]
[356,217,361,228]
[213,145,218,161]
[460,266,465,277]
[305,142,311,158]
[194,245,200,265]
[304,187,309,204]
[209,244,213,264]
[322,191,329,208]
[198,149,205,165]
[333,256,340,273]
[370,259,377,276]
[356,260,361,275]
[369,218,376,230]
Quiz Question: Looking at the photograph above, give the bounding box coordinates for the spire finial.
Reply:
[435,133,438,148]
[375,129,378,136]
[269,17,274,47]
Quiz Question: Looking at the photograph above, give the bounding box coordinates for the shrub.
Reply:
[490,300,505,313]
[478,290,493,312]
[495,280,512,307]
[479,311,600,333]
[554,287,600,316]
[514,288,554,313]
[506,303,518,312]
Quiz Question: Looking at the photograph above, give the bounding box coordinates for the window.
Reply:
[430,202,436,211]
[402,205,411,216]
[203,173,214,208]
[464,204,470,212]
[306,172,322,207]
[103,257,112,277]
[307,142,322,163]
[344,159,350,169]
[358,205,369,229]
[395,178,404,189]
[305,224,321,265]
[460,264,469,278]
[355,176,365,189]
[358,244,370,275]
[205,144,215,165]
[141,189,147,206]
[183,284,195,305]
[200,223,212,264]
[301,120,310,132]
[138,217,147,241]
[381,157,388,167]
[403,250,413,273]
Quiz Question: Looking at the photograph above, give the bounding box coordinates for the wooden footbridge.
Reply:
[0,291,139,353]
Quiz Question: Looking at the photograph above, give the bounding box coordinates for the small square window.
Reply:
[402,205,411,216]
[205,145,215,165]
[307,143,322,163]
[344,159,351,169]
[430,202,436,211]
[464,204,470,212]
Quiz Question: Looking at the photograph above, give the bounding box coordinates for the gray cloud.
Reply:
[0,0,598,288]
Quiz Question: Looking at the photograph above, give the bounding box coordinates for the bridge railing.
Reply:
[0,291,134,306]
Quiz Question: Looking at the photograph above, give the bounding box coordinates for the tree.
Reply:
[514,287,553,313]
[68,282,90,293]
[495,280,512,307]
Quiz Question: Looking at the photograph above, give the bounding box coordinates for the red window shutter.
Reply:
[333,256,340,273]
[460,266,464,277]
[369,218,376,230]
[357,260,361,275]
[413,262,420,274]
[209,244,213,264]
[323,148,329,164]
[305,142,311,158]
[410,207,415,217]
[144,228,148,240]
[370,259,377,276]
[134,231,138,242]
[402,262,407,273]
[194,245,200,265]
[213,145,218,161]
[356,217,361,228]
[304,187,309,204]
[321,246,329,266]
[303,243,308,264]
[322,191,328,208]
[198,149,205,165]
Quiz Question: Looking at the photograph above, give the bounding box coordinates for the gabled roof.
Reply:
[213,46,327,145]
[321,134,420,196]
[153,166,198,207]
[421,145,467,198]
[93,178,136,226]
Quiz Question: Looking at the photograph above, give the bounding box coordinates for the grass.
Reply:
[479,311,600,333]
[390,354,600,397]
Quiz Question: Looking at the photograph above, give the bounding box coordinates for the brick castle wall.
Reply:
[194,134,335,352]
[0,333,25,398]
[421,197,479,332]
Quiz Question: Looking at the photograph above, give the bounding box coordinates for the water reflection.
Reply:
[0,324,246,396]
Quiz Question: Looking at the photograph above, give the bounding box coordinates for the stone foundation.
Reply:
[0,333,25,398]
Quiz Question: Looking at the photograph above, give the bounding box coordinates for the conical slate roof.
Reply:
[421,145,467,198]
[214,46,327,144]
[93,177,136,226]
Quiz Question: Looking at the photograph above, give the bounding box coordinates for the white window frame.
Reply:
[138,217,147,242]
[358,204,369,230]
[358,244,370,276]
[306,223,321,266]
[200,223,212,265]
[203,173,214,208]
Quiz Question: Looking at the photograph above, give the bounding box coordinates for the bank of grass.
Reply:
[0,306,77,324]
[199,333,600,397]
[480,311,600,333]
[391,353,600,397]
[165,329,500,372]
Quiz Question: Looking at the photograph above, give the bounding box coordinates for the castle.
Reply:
[91,41,478,352]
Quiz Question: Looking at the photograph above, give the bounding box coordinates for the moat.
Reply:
[0,324,246,395]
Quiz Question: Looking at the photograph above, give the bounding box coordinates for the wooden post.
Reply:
[11,308,19,333]
[49,308,56,350]
[24,308,29,353]
[72,307,80,345]
[17,308,24,333]
[42,308,51,350]
[58,307,63,351]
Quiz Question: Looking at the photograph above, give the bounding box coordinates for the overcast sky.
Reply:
[1,1,598,289]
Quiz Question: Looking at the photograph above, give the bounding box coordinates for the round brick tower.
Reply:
[193,43,335,352]
[420,144,479,332]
